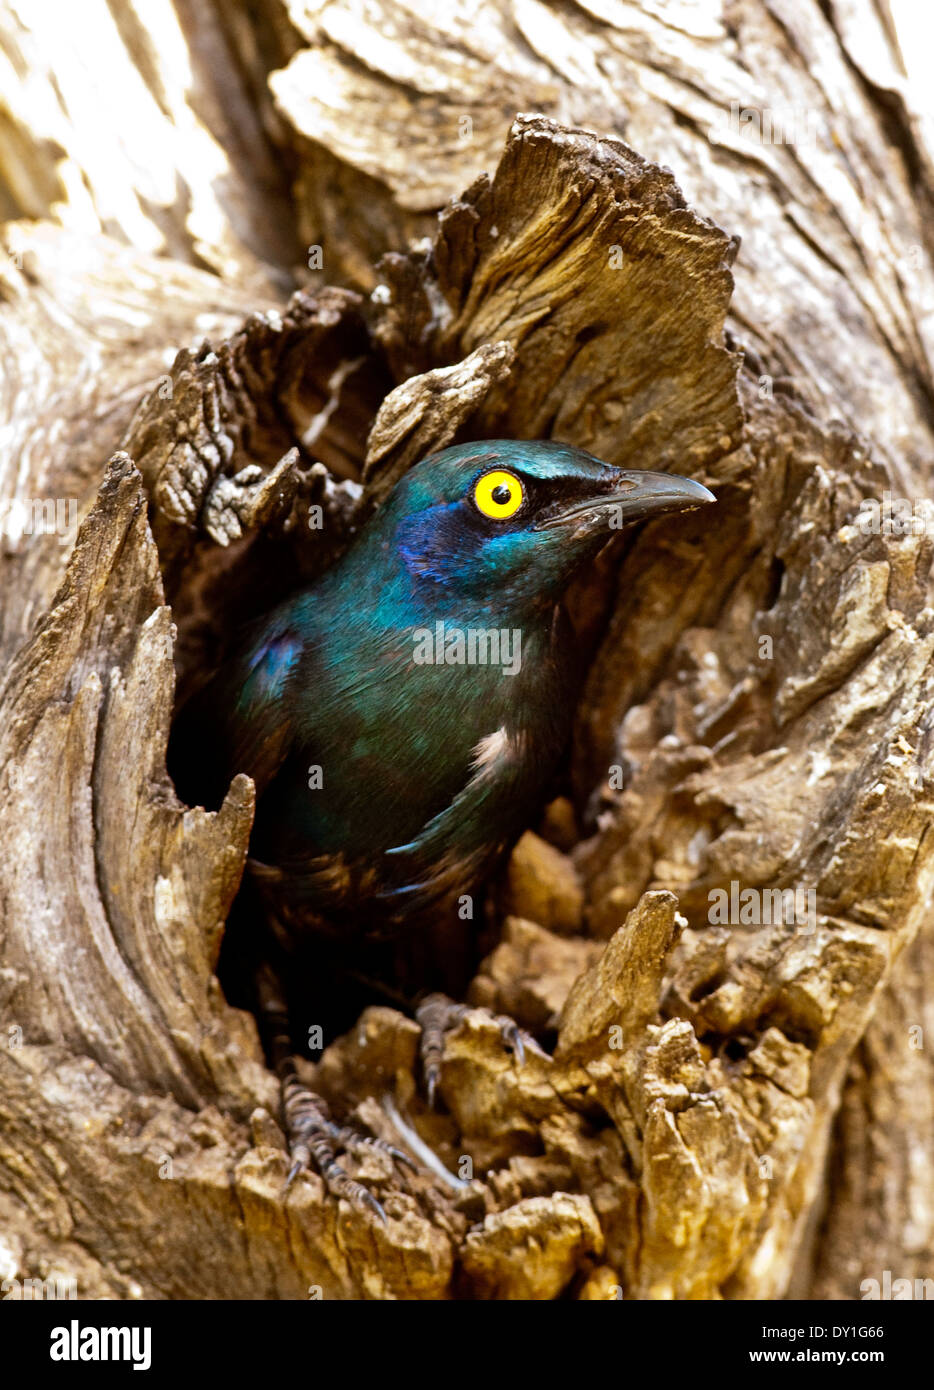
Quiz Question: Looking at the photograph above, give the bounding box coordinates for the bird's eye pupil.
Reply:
[474,469,523,520]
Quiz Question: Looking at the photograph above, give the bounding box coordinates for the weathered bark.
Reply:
[1,0,932,1300]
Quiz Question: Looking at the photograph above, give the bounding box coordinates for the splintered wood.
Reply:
[1,0,932,1299]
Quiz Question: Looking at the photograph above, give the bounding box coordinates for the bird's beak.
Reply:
[534,469,716,537]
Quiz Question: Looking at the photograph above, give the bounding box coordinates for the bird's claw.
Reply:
[416,992,546,1109]
[360,1190,388,1224]
[499,1017,525,1065]
[280,1072,405,1220]
[498,1018,549,1065]
[330,1123,418,1173]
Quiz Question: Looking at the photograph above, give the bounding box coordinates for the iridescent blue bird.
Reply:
[171,439,714,1214]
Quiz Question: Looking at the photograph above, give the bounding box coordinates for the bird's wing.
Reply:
[248,849,376,937]
[171,624,302,807]
[249,725,536,931]
[222,629,303,795]
[375,724,534,915]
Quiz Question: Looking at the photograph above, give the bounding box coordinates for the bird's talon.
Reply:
[285,1160,304,1189]
[388,1144,418,1172]
[356,1188,388,1224]
[279,1068,401,1216]
[331,1123,416,1172]
[500,1020,525,1066]
[499,1020,549,1064]
[417,992,547,1104]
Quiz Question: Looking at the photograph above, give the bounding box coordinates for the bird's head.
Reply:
[388,440,715,610]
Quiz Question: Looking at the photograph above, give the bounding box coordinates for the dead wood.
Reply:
[1,1,932,1300]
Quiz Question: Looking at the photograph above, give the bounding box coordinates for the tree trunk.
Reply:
[1,0,932,1300]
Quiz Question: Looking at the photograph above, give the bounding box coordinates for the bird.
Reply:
[170,439,714,1215]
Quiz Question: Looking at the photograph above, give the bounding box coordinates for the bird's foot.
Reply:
[280,1065,414,1222]
[415,991,549,1109]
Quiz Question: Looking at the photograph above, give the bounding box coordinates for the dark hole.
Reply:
[575,323,607,347]
[764,555,785,609]
[689,969,727,1002]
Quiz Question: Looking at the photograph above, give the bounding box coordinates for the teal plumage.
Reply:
[170,438,714,1211]
[173,440,714,944]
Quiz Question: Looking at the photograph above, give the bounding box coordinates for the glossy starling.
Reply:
[171,439,714,1214]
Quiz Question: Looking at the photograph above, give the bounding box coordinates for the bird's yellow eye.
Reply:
[473,470,524,521]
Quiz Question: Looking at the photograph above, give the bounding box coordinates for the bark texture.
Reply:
[0,0,932,1300]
